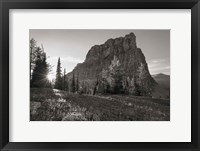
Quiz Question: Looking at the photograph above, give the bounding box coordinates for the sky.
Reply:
[30,29,170,80]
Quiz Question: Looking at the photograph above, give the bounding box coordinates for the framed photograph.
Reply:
[0,0,199,150]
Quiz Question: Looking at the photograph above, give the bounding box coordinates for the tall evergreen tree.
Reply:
[30,38,39,84]
[76,73,79,92]
[113,67,124,94]
[71,72,76,93]
[31,52,49,88]
[134,76,141,96]
[30,38,36,73]
[93,79,98,95]
[30,38,48,87]
[30,39,44,71]
[63,68,68,91]
[55,57,62,90]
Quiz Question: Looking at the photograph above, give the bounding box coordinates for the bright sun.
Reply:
[47,74,54,81]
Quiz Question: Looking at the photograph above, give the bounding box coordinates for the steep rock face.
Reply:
[66,32,157,96]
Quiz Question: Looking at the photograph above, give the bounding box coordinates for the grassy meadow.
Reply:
[30,88,170,121]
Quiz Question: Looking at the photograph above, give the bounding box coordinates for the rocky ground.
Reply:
[30,88,170,121]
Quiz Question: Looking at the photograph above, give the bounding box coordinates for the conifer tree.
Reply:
[76,73,79,92]
[63,68,68,91]
[31,52,49,88]
[71,72,76,93]
[113,67,124,94]
[30,38,42,85]
[55,57,63,90]
[30,38,36,73]
[134,76,141,96]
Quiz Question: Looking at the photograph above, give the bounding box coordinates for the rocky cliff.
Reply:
[66,32,157,96]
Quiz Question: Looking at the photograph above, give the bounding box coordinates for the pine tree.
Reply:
[41,53,49,87]
[30,38,39,85]
[71,72,76,93]
[93,79,98,95]
[134,76,141,96]
[30,39,44,71]
[76,73,79,92]
[30,38,36,73]
[113,67,124,94]
[55,57,62,90]
[31,52,49,88]
[63,68,68,91]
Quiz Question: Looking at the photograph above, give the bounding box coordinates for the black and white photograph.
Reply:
[30,30,170,121]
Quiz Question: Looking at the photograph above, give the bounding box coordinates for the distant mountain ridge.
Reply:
[152,73,170,89]
[152,73,170,98]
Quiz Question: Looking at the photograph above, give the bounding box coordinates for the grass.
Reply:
[30,88,170,121]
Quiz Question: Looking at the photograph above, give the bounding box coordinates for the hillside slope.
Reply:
[152,73,170,98]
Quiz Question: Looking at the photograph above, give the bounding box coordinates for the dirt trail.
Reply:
[52,89,66,102]
[52,89,87,121]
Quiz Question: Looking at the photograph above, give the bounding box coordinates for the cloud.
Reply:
[149,58,166,64]
[150,66,170,72]
[147,59,166,69]
[147,58,170,75]
[48,56,83,63]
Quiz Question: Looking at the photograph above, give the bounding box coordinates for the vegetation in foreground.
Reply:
[30,88,170,121]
